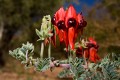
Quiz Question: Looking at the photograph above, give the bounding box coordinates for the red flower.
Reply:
[89,47,100,63]
[52,7,66,34]
[55,7,65,25]
[87,37,99,49]
[65,5,77,28]
[65,5,77,50]
[52,7,68,49]
[52,5,87,51]
[76,38,100,63]
[88,37,97,46]
[68,27,75,50]
[77,13,83,29]
[86,38,100,62]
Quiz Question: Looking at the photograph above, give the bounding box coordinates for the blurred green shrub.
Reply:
[107,45,120,56]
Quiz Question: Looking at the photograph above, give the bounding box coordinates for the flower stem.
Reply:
[68,45,71,62]
[26,50,28,62]
[40,42,44,59]
[48,41,51,58]
[83,50,88,69]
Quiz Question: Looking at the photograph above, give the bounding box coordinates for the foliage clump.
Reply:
[9,5,120,80]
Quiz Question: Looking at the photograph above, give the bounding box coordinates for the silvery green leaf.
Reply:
[35,58,50,72]
[78,77,85,80]
[22,42,34,51]
[80,74,86,78]
[36,15,54,41]
[88,63,95,70]
[9,48,26,61]
[21,42,34,56]
[18,49,25,56]
[36,29,41,36]
[58,69,71,78]
[9,42,34,62]
[69,58,85,80]
[37,39,43,41]
[75,42,80,48]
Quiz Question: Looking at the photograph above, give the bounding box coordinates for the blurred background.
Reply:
[0,0,120,80]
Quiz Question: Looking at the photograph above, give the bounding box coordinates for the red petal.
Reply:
[55,7,65,24]
[65,5,77,28]
[76,14,83,29]
[68,27,75,50]
[58,30,64,42]
[63,30,68,51]
[84,49,89,58]
[77,13,83,23]
[88,37,97,45]
[89,47,100,63]
[95,53,100,60]
[54,25,59,35]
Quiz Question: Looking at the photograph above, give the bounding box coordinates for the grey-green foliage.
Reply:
[9,43,120,80]
[77,54,120,80]
[9,41,120,80]
[58,54,120,80]
[9,48,26,61]
[9,41,51,71]
[35,58,50,72]
[21,42,34,55]
[9,42,34,63]
[36,15,53,41]
[58,58,85,79]
[70,58,85,79]
[58,68,72,78]
[97,54,120,80]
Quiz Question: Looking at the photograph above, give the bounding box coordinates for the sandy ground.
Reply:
[0,68,68,80]
[0,57,72,80]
